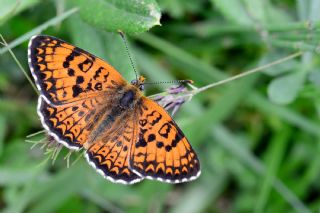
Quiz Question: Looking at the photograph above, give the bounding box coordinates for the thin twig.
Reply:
[150,51,303,109]
[26,130,46,138]
[192,51,303,95]
[0,34,39,94]
[0,7,78,54]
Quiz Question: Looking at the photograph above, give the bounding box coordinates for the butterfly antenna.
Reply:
[118,31,138,80]
[144,79,194,85]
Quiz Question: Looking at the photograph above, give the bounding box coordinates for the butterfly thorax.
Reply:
[119,84,143,109]
[84,84,142,148]
[83,76,143,149]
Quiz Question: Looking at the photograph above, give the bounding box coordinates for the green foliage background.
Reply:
[1,0,320,212]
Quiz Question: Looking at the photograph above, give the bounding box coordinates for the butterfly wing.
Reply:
[38,95,113,150]
[85,107,143,184]
[130,97,201,183]
[28,35,127,105]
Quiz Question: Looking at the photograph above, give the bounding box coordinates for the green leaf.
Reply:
[268,72,305,104]
[67,14,136,81]
[69,0,161,35]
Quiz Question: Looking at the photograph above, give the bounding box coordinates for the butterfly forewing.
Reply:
[28,35,127,105]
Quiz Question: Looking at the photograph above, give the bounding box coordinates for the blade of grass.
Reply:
[0,7,78,54]
[0,0,40,25]
[212,125,310,213]
[0,167,40,185]
[80,188,124,213]
[0,115,5,157]
[170,163,227,213]
[254,125,291,213]
[268,39,320,53]
[161,19,316,37]
[247,94,320,137]
[138,33,224,82]
[0,34,38,94]
[5,162,83,213]
[187,74,259,144]
[2,162,47,213]
[293,141,320,199]
[134,47,175,90]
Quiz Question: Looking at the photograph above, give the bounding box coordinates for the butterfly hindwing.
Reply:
[130,97,201,183]
[38,96,109,150]
[28,35,127,105]
[85,109,143,184]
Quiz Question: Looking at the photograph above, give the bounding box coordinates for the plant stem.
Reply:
[268,39,319,52]
[192,51,303,95]
[0,34,38,94]
[165,20,317,37]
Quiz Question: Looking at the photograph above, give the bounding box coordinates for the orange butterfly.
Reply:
[28,35,200,184]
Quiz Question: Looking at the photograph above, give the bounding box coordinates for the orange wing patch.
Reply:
[28,35,127,105]
[38,96,107,150]
[130,97,200,183]
[85,113,143,184]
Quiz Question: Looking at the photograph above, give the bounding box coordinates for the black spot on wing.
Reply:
[156,141,164,148]
[72,85,83,97]
[148,134,156,142]
[68,68,75,76]
[76,76,84,84]
[135,134,147,148]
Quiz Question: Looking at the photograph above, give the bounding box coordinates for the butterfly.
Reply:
[28,35,200,184]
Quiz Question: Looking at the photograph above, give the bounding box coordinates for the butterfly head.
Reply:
[131,76,145,91]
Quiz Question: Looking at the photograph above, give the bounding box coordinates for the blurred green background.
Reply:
[1,0,320,212]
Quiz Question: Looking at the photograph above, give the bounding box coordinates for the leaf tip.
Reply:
[148,2,161,26]
[155,20,162,26]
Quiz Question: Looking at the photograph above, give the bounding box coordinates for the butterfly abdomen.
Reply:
[85,89,137,147]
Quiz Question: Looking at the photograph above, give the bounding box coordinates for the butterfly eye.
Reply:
[131,79,138,85]
[139,84,145,91]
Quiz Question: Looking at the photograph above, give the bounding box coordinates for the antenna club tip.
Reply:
[186,80,194,84]
[139,76,146,83]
